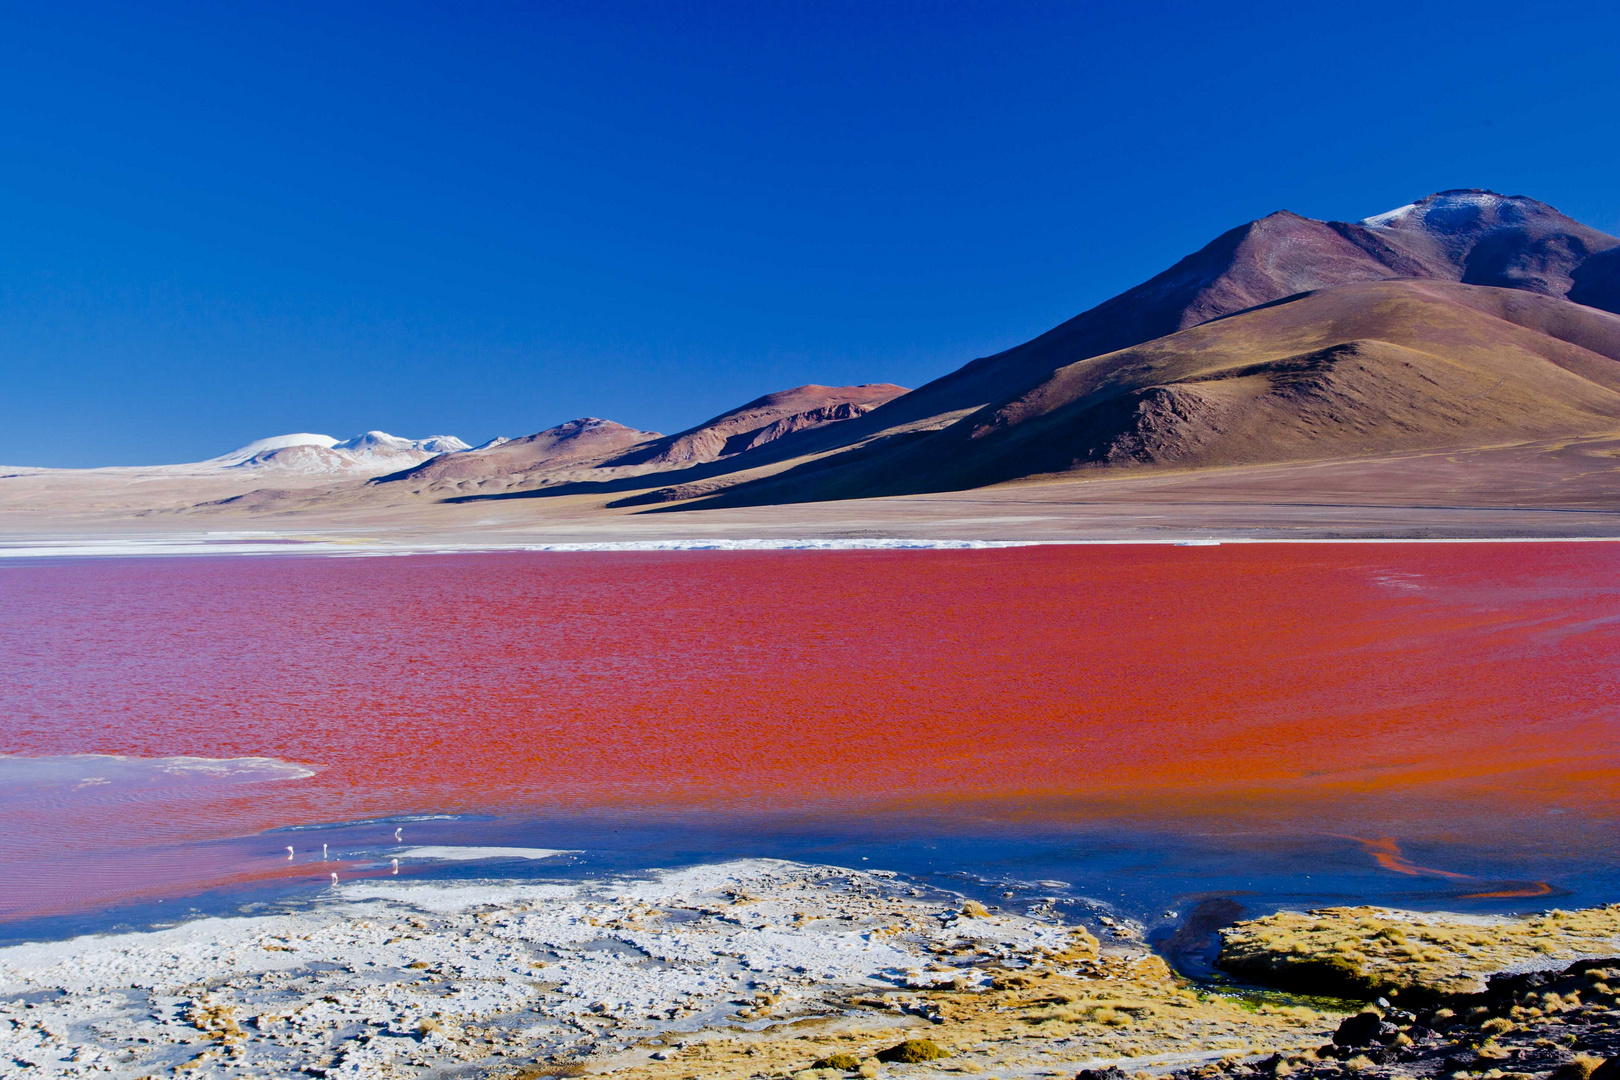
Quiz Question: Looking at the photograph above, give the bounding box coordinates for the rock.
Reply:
[876,1039,950,1063]
[812,1053,862,1071]
[1590,1060,1620,1080]
[1077,1069,1130,1080]
[1333,1012,1387,1047]
[1442,1050,1480,1072]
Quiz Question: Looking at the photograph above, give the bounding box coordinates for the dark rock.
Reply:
[1076,1070,1129,1080]
[1442,1050,1479,1072]
[1334,1012,1387,1047]
[1590,1059,1620,1080]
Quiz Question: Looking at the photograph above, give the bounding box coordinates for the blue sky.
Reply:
[2,1,1617,466]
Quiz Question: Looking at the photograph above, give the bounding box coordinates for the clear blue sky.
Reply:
[3,1,1617,466]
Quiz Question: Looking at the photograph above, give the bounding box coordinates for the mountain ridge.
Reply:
[10,188,1620,525]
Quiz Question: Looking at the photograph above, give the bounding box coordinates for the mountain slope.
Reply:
[376,418,659,485]
[829,211,1423,440]
[607,384,907,468]
[752,191,1620,458]
[680,281,1620,506]
[623,192,1620,508]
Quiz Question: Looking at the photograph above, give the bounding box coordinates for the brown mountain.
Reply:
[809,191,1618,442]
[606,383,907,468]
[375,418,659,486]
[652,192,1620,509]
[354,384,909,505]
[693,281,1620,503]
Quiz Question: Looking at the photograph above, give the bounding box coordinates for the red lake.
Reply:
[1,543,1617,923]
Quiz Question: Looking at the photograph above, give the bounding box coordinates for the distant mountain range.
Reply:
[203,432,473,474]
[13,189,1620,518]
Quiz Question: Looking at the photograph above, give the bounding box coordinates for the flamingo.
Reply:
[392,858,399,875]
[322,843,328,860]
[286,846,294,860]
[394,827,402,840]
[331,872,339,885]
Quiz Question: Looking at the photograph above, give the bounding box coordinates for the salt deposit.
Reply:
[0,859,1074,1078]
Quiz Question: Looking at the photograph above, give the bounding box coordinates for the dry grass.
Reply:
[585,950,1340,1080]
[1220,905,1620,999]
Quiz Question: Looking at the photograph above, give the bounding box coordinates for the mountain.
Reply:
[1354,190,1620,297]
[639,191,1620,509]
[331,431,469,459]
[374,418,660,487]
[606,384,907,468]
[25,187,1619,528]
[691,281,1620,503]
[205,433,339,467]
[209,431,469,475]
[366,385,909,500]
[800,192,1619,444]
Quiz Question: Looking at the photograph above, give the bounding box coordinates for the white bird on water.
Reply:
[286,846,294,860]
[394,827,402,840]
[322,843,328,860]
[391,858,399,875]
[331,872,339,885]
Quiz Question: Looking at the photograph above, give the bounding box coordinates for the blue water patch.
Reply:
[5,806,1616,961]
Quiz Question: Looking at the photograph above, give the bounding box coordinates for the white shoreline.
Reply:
[2,534,1618,559]
[0,859,1077,1079]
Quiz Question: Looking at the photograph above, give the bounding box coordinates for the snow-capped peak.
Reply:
[199,430,471,475]
[207,433,339,467]
[416,435,471,454]
[329,431,469,457]
[1360,189,1530,230]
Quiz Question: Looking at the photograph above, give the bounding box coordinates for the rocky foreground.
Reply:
[0,861,1616,1080]
[1163,906,1620,1080]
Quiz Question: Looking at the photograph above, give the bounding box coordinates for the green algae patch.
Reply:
[1219,904,1620,1001]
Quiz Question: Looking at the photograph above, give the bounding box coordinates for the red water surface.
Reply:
[2,543,1618,917]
